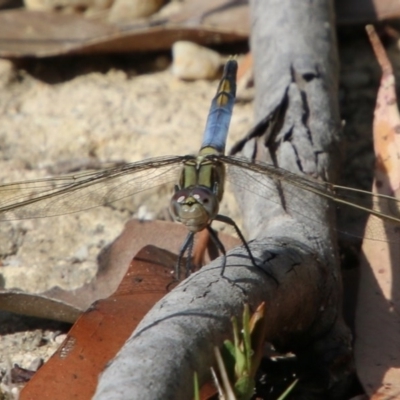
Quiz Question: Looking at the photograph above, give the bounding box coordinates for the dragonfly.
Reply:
[0,60,399,282]
[169,60,264,280]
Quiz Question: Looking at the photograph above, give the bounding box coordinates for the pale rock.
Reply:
[0,59,15,88]
[108,0,165,23]
[171,41,222,80]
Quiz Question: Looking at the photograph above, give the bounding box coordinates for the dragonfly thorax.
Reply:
[179,153,225,201]
[170,186,219,232]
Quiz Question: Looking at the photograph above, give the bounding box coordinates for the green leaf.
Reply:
[193,371,200,400]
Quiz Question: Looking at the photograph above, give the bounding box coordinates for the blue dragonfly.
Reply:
[0,59,399,281]
[168,59,265,280]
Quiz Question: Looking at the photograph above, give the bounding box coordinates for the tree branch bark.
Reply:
[93,1,353,399]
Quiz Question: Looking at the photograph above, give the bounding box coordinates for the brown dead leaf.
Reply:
[0,1,249,58]
[1,0,400,57]
[0,9,118,57]
[0,220,240,323]
[0,290,81,323]
[18,245,176,400]
[44,219,240,312]
[354,25,400,399]
[18,220,240,399]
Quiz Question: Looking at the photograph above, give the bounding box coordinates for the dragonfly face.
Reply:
[170,186,218,232]
[170,153,225,232]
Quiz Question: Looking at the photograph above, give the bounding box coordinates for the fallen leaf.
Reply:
[19,222,240,399]
[0,220,240,323]
[0,290,81,323]
[19,245,177,400]
[354,25,400,399]
[1,0,400,57]
[0,1,249,57]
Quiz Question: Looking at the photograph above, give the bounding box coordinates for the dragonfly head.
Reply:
[170,186,219,232]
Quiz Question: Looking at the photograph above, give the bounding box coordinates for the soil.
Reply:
[0,25,399,399]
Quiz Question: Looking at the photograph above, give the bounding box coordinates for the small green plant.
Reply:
[193,371,200,400]
[215,303,298,400]
[276,378,299,400]
[193,303,298,399]
[214,303,267,400]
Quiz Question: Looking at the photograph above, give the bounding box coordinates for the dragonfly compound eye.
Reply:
[191,188,219,215]
[170,187,219,232]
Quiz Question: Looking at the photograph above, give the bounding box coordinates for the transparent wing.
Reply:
[0,155,189,220]
[218,155,400,242]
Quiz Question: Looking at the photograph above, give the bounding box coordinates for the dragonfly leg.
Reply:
[206,226,227,275]
[214,214,278,284]
[176,231,195,280]
[186,233,194,278]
